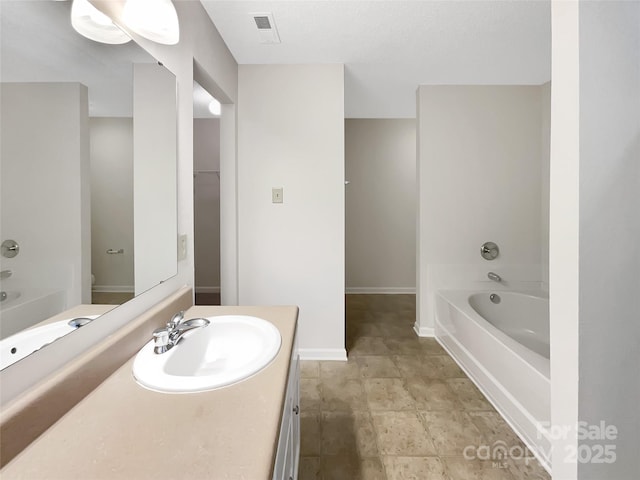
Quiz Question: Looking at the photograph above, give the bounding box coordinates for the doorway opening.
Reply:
[193,80,221,305]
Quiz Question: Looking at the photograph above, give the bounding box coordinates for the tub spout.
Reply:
[487,272,502,282]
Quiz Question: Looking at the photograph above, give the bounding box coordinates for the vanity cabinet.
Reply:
[273,332,300,480]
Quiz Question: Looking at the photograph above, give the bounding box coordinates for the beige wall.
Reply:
[237,64,345,359]
[193,118,221,292]
[89,117,134,292]
[417,85,548,334]
[345,119,416,292]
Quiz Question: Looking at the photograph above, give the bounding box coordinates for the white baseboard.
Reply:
[92,285,134,294]
[413,323,435,337]
[345,287,416,294]
[195,286,220,294]
[299,348,347,361]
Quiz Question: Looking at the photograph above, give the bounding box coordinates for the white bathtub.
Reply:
[0,289,66,339]
[435,290,551,470]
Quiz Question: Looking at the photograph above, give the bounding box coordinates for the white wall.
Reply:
[133,63,178,295]
[540,82,551,290]
[89,117,134,292]
[345,119,416,293]
[193,118,221,293]
[551,1,640,479]
[0,82,90,308]
[237,64,345,360]
[417,85,548,335]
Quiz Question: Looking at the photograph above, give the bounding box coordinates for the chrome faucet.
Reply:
[152,311,210,354]
[487,272,502,282]
[0,269,12,279]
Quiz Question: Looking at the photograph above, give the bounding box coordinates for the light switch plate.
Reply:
[178,234,187,261]
[272,187,283,204]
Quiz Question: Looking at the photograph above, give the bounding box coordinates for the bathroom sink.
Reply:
[132,315,282,393]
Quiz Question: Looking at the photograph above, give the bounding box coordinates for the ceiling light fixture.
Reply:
[123,0,180,45]
[71,0,131,44]
[208,98,221,116]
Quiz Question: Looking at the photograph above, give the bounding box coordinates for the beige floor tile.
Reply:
[405,377,462,411]
[420,410,485,456]
[349,336,392,356]
[301,412,321,456]
[377,322,417,339]
[321,377,368,411]
[301,378,321,412]
[442,456,516,480]
[467,411,525,449]
[383,456,449,480]
[421,355,467,379]
[348,322,384,338]
[446,378,494,410]
[320,360,360,380]
[321,411,378,457]
[321,455,386,480]
[299,456,320,480]
[506,457,551,480]
[356,356,402,378]
[393,355,430,378]
[382,336,424,355]
[301,361,320,379]
[419,337,447,355]
[364,378,416,411]
[371,411,437,456]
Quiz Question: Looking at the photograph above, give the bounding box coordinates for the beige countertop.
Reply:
[2,305,299,480]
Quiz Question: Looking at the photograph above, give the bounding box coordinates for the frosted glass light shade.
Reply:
[208,99,221,116]
[123,0,180,45]
[71,0,131,45]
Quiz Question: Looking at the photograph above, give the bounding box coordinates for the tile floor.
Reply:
[298,294,550,480]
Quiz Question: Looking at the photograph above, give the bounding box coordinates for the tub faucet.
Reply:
[152,314,210,354]
[0,269,11,279]
[487,272,502,282]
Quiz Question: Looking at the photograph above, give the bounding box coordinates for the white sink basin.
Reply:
[132,315,282,393]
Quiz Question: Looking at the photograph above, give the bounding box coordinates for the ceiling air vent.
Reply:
[251,12,280,44]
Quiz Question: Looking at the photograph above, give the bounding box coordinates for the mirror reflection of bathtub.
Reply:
[0,306,113,370]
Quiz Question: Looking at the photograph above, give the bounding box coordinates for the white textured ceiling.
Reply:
[201,0,551,118]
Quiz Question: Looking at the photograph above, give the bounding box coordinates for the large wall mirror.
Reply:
[0,1,178,370]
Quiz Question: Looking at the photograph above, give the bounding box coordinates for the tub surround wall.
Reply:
[1,305,298,479]
[237,64,346,360]
[416,85,550,335]
[345,119,417,294]
[0,287,192,467]
[0,82,91,308]
[550,2,640,479]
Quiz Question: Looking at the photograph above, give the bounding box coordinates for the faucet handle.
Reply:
[167,311,185,330]
[153,328,170,354]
